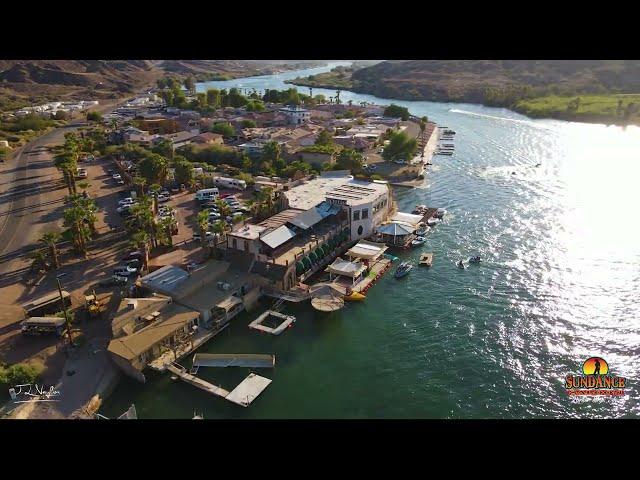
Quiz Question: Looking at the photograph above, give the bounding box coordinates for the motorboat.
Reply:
[394,261,413,278]
[411,236,426,247]
[426,217,440,227]
[413,204,428,215]
[457,260,465,269]
[435,208,447,218]
[469,255,481,264]
[415,225,430,236]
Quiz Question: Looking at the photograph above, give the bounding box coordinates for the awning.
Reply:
[391,212,424,227]
[216,295,243,312]
[288,208,324,230]
[347,240,388,260]
[377,222,414,236]
[326,257,366,278]
[260,225,297,249]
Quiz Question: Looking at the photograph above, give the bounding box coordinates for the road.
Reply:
[0,96,139,306]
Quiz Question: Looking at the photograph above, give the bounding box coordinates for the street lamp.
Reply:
[55,273,75,348]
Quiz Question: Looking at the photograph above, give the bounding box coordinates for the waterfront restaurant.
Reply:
[376,221,415,247]
[326,257,367,287]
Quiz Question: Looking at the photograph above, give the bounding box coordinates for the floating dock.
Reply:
[166,363,272,407]
[193,353,275,369]
[419,252,434,267]
[249,310,296,335]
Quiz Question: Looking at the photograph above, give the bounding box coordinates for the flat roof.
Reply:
[283,174,354,211]
[107,304,200,361]
[260,225,297,249]
[347,240,388,260]
[229,224,267,240]
[391,212,424,226]
[140,265,190,296]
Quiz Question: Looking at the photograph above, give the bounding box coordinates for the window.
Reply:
[362,209,369,219]
[353,210,360,221]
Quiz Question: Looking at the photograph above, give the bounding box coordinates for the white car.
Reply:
[112,173,122,180]
[113,265,138,277]
[118,197,135,206]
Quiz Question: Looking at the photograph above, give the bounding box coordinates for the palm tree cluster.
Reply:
[54,132,81,196]
[63,193,98,257]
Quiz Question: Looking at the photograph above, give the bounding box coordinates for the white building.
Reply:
[279,105,311,125]
[282,172,391,241]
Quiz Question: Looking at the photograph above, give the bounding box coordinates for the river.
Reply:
[102,62,640,418]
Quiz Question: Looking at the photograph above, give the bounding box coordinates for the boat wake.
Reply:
[449,109,553,131]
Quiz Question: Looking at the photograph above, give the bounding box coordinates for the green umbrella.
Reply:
[309,251,318,263]
[315,247,324,259]
[302,256,312,269]
[296,261,305,274]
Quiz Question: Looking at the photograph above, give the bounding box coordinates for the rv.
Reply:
[21,317,67,337]
[213,177,246,191]
[195,188,220,202]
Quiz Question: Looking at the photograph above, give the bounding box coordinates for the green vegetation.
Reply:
[335,148,364,172]
[0,363,43,394]
[513,94,640,124]
[241,119,257,128]
[287,66,355,90]
[211,122,235,137]
[86,111,103,122]
[138,154,169,185]
[382,131,418,162]
[384,104,410,121]
[246,100,265,112]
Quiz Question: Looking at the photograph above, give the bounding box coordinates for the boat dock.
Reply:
[249,310,296,335]
[193,353,276,369]
[352,258,392,294]
[166,363,272,407]
[419,253,433,267]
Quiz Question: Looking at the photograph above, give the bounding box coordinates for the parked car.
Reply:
[99,275,128,287]
[157,194,170,203]
[122,251,143,262]
[113,265,138,277]
[125,259,142,271]
[117,204,133,214]
[118,197,135,206]
[112,173,122,180]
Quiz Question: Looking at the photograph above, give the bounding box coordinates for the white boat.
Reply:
[394,262,413,278]
[435,208,447,218]
[426,217,440,227]
[411,236,426,247]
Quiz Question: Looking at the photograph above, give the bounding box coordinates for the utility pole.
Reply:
[56,273,75,348]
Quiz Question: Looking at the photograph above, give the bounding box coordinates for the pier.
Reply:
[193,353,276,369]
[166,363,272,407]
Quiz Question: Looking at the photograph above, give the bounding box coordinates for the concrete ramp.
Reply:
[226,373,272,407]
[193,353,275,369]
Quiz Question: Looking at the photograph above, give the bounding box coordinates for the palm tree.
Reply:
[39,232,62,269]
[30,249,49,273]
[130,231,150,271]
[419,117,427,158]
[132,176,147,197]
[63,206,90,257]
[245,199,259,220]
[215,199,232,220]
[196,210,210,249]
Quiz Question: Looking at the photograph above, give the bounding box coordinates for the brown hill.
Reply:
[350,60,640,104]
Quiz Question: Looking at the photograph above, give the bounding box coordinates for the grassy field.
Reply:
[513,94,640,124]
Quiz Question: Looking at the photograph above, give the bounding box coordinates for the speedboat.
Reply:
[469,255,481,264]
[457,260,465,269]
[394,261,413,278]
[415,225,430,236]
[412,204,428,215]
[426,217,440,227]
[435,208,447,218]
[411,236,426,247]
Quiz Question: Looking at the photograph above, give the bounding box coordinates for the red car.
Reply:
[219,193,232,199]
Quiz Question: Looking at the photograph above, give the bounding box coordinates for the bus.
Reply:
[21,317,67,337]
[213,177,247,191]
[21,291,71,318]
[195,188,220,202]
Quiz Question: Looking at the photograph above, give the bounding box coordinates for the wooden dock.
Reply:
[352,258,392,294]
[193,353,275,369]
[419,252,434,267]
[166,363,272,407]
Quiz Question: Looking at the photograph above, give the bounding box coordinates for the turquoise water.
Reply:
[102,63,640,418]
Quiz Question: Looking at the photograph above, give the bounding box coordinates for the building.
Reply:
[281,172,392,241]
[156,130,200,150]
[279,105,311,125]
[107,302,200,382]
[191,132,224,145]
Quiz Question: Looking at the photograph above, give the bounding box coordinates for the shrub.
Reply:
[0,363,43,389]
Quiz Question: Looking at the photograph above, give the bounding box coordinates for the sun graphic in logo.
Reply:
[582,357,609,375]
